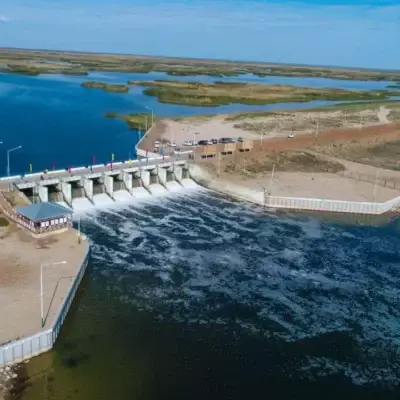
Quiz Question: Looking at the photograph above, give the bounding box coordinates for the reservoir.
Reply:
[0,71,396,174]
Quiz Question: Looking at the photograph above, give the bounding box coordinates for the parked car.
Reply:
[218,137,234,143]
[183,140,194,146]
[237,137,244,142]
[170,142,177,147]
[288,134,295,139]
[211,139,218,144]
[197,140,209,146]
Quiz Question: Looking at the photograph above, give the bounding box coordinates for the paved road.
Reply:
[0,154,191,187]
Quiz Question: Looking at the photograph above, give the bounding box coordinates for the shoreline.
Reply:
[0,224,90,399]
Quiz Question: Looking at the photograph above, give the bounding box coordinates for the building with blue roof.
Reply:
[16,202,73,233]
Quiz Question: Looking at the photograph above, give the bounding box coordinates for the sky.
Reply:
[0,0,399,69]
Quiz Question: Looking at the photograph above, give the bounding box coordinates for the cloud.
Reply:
[0,15,10,23]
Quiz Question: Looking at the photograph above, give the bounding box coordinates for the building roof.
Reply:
[16,202,72,222]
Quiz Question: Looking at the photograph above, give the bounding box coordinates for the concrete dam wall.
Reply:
[13,161,196,211]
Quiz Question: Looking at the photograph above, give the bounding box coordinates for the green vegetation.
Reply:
[104,112,152,129]
[81,81,129,93]
[130,79,397,107]
[1,49,400,81]
[0,216,9,227]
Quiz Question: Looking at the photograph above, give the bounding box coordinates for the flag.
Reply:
[29,163,32,173]
[52,162,56,170]
[92,155,96,165]
[111,153,115,162]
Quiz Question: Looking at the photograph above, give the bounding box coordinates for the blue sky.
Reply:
[0,0,399,69]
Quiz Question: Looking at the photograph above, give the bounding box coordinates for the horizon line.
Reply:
[1,46,400,74]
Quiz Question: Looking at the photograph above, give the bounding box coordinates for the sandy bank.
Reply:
[0,226,88,346]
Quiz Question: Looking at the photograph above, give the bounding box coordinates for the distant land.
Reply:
[1,47,400,82]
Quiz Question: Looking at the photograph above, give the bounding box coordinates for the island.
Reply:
[81,81,129,93]
[128,79,397,107]
[105,112,152,129]
[1,48,400,81]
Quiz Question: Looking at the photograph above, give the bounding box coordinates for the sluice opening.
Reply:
[113,176,124,191]
[132,177,142,188]
[166,170,174,182]
[48,185,63,202]
[19,187,38,204]
[150,173,158,185]
[182,169,190,179]
[92,177,104,195]
[71,181,84,199]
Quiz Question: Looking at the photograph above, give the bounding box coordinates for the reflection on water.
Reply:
[14,189,400,400]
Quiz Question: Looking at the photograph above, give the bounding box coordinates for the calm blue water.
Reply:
[17,190,400,399]
[0,71,395,175]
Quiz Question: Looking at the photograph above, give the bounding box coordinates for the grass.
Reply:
[2,49,400,81]
[0,216,9,227]
[81,81,129,93]
[131,79,397,107]
[104,112,152,129]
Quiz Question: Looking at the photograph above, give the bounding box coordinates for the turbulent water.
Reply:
[17,187,400,400]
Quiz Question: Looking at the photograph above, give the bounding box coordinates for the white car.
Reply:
[170,142,177,147]
[183,140,194,146]
[288,134,295,139]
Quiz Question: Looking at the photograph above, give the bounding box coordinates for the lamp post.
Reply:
[146,106,154,126]
[7,145,22,177]
[40,261,67,327]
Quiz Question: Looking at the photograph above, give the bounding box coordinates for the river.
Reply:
[13,189,400,399]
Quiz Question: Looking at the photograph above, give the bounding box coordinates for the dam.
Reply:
[0,157,194,211]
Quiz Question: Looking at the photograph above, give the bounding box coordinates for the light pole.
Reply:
[146,106,154,126]
[40,261,67,328]
[7,145,22,177]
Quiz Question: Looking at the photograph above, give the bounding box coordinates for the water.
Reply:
[14,190,400,399]
[2,70,400,399]
[0,71,396,175]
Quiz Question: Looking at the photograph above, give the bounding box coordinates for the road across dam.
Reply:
[0,157,195,211]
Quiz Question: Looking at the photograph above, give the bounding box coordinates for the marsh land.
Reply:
[81,81,129,93]
[1,48,400,81]
[129,79,397,106]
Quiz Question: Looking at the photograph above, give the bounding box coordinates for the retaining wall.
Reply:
[189,164,400,215]
[0,246,90,366]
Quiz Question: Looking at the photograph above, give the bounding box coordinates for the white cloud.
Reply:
[0,15,10,23]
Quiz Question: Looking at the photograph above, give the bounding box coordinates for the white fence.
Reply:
[265,195,400,214]
[0,247,90,366]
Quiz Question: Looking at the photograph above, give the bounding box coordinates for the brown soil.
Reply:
[220,151,345,177]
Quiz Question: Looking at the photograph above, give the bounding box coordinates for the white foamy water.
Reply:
[113,190,132,202]
[148,183,168,195]
[79,189,400,387]
[180,178,199,189]
[72,197,94,212]
[165,181,184,192]
[93,193,115,206]
[132,187,151,199]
